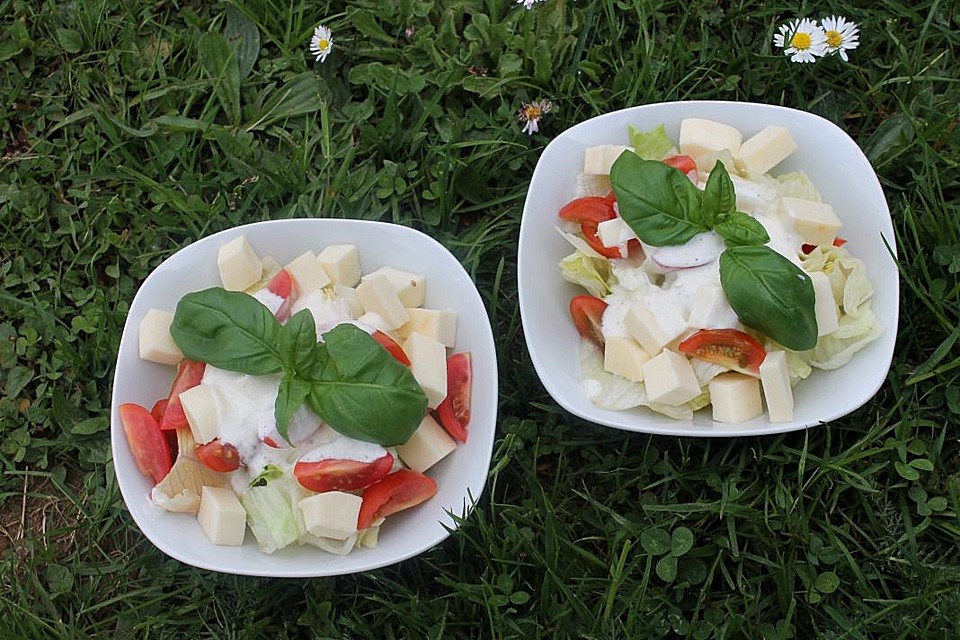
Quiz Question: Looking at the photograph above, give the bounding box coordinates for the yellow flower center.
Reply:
[319,38,330,51]
[825,30,843,47]
[524,105,542,121]
[790,32,812,50]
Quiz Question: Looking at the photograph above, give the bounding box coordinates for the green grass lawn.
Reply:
[2,0,959,637]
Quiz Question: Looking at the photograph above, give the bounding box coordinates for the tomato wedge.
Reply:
[569,295,608,348]
[294,452,395,493]
[150,398,168,423]
[663,154,698,178]
[265,268,295,322]
[357,469,437,530]
[119,403,173,484]
[436,352,471,442]
[678,328,766,376]
[372,330,411,366]
[159,359,206,431]
[195,438,242,472]
[558,196,617,225]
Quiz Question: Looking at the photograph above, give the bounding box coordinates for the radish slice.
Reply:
[649,231,725,269]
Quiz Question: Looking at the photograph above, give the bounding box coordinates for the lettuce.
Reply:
[806,308,884,369]
[772,170,821,201]
[559,250,613,298]
[574,172,613,198]
[240,481,301,554]
[628,124,677,160]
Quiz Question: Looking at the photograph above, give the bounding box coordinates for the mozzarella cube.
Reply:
[583,145,633,175]
[403,332,448,408]
[603,336,650,382]
[178,384,220,445]
[333,284,364,318]
[759,350,794,422]
[138,308,183,365]
[679,118,743,168]
[809,270,840,336]
[298,491,362,540]
[356,274,410,330]
[624,300,687,356]
[197,486,246,546]
[642,349,702,406]
[597,217,637,248]
[687,285,739,330]
[217,236,262,291]
[362,266,426,308]
[708,372,763,423]
[779,197,842,247]
[356,311,393,334]
[737,125,797,174]
[396,414,458,472]
[397,308,458,348]
[317,244,361,287]
[285,251,332,294]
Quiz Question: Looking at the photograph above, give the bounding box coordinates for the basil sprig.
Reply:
[611,151,817,350]
[170,288,428,446]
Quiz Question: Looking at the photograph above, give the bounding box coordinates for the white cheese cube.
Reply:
[583,145,633,175]
[759,350,794,422]
[809,270,840,336]
[138,308,183,365]
[178,384,220,445]
[217,236,262,291]
[642,349,702,406]
[397,308,458,348]
[728,173,778,214]
[737,125,797,174]
[679,118,743,169]
[624,300,687,356]
[356,311,393,334]
[396,414,457,472]
[403,332,448,408]
[708,372,763,423]
[779,197,842,247]
[317,244,361,287]
[197,486,246,546]
[362,266,426,308]
[285,251,332,294]
[688,285,739,330]
[356,274,410,330]
[333,284,364,318]
[597,217,637,248]
[603,336,650,382]
[298,491,362,540]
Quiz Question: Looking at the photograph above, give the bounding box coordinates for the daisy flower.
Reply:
[821,16,860,61]
[516,0,544,9]
[773,18,827,63]
[309,24,333,63]
[518,100,553,135]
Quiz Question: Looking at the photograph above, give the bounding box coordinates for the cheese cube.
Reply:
[625,300,687,356]
[603,336,650,382]
[356,311,393,334]
[728,173,778,214]
[217,236,262,291]
[583,145,633,175]
[759,350,794,422]
[333,284,364,318]
[403,332,448,408]
[138,308,183,365]
[356,274,410,330]
[362,266,426,308]
[597,217,637,248]
[298,491,362,540]
[396,414,457,472]
[809,270,839,336]
[317,244,361,287]
[679,118,743,168]
[737,125,797,174]
[178,384,220,444]
[779,197,842,247]
[397,308,458,348]
[285,251,332,294]
[643,349,701,406]
[708,372,763,423]
[197,486,246,546]
[687,285,739,330]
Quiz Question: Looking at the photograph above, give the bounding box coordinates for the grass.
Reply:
[1,0,959,637]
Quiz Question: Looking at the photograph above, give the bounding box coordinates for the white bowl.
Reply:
[518,101,899,437]
[110,218,498,576]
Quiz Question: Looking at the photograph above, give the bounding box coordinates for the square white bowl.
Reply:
[110,218,498,576]
[518,101,899,437]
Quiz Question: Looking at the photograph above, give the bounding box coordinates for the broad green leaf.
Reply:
[655,554,678,583]
[814,571,840,594]
[245,73,323,132]
[224,5,259,81]
[57,29,83,54]
[199,31,241,124]
[894,461,920,481]
[71,417,108,435]
[641,528,671,555]
[700,160,737,226]
[671,526,694,557]
[275,375,311,444]
[715,212,770,247]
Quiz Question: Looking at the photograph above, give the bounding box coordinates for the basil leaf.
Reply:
[305,324,428,446]
[700,160,737,227]
[280,308,318,375]
[715,212,770,247]
[170,288,285,375]
[275,374,312,445]
[719,246,818,351]
[611,152,708,246]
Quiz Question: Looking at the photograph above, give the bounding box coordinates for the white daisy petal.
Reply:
[309,24,333,63]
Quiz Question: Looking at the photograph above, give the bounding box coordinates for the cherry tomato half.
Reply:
[294,452,395,493]
[265,268,295,322]
[678,328,766,376]
[159,359,206,431]
[195,438,242,473]
[119,403,173,484]
[357,469,438,530]
[663,154,698,178]
[372,330,411,366]
[435,352,471,443]
[569,295,608,348]
[558,196,617,225]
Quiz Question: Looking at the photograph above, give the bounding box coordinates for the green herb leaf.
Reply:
[611,152,708,246]
[305,324,428,446]
[249,464,283,487]
[700,160,738,226]
[279,309,318,375]
[275,374,312,444]
[719,245,818,351]
[170,288,285,375]
[715,212,770,247]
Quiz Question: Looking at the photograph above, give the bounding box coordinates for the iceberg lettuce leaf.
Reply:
[628,124,676,160]
[560,250,613,298]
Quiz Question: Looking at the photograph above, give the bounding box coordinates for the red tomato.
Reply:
[357,469,437,530]
[195,439,242,472]
[580,220,627,259]
[678,328,766,376]
[569,295,608,348]
[372,330,411,366]
[558,196,617,225]
[436,352,471,442]
[150,398,168,423]
[663,154,698,178]
[159,359,206,431]
[119,403,173,484]
[266,269,295,322]
[294,452,395,493]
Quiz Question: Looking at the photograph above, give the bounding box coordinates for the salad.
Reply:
[558,118,883,423]
[119,236,472,555]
